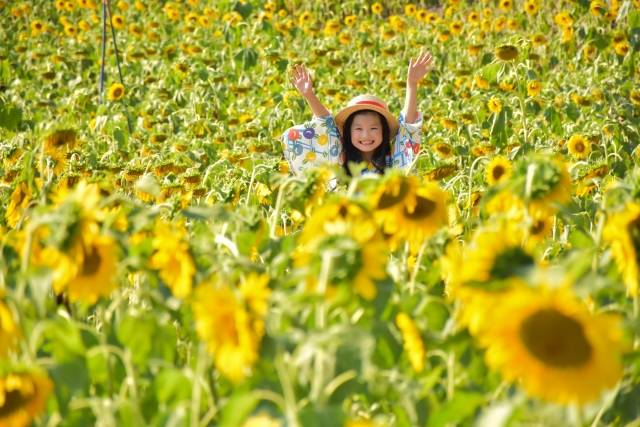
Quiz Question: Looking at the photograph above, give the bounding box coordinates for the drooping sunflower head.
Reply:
[495,44,518,61]
[478,286,625,404]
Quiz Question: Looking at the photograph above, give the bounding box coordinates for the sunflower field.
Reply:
[1,0,640,425]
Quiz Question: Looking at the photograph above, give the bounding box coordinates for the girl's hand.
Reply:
[407,52,434,87]
[290,64,315,98]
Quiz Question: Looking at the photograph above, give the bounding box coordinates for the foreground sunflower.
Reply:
[150,220,196,299]
[192,281,264,383]
[603,203,640,296]
[0,298,19,356]
[478,286,625,404]
[295,199,388,300]
[0,367,53,427]
[372,175,448,248]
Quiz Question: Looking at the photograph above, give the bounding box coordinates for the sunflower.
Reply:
[499,0,513,11]
[295,199,388,300]
[433,142,454,159]
[485,156,512,186]
[107,83,125,101]
[396,313,425,373]
[513,157,571,216]
[495,45,518,61]
[371,2,383,15]
[478,286,625,404]
[0,298,19,356]
[487,97,502,114]
[150,220,196,299]
[5,182,31,228]
[527,80,542,97]
[630,90,640,106]
[0,368,53,427]
[614,41,630,56]
[567,134,591,159]
[524,0,539,15]
[524,213,554,249]
[193,282,264,383]
[603,203,640,296]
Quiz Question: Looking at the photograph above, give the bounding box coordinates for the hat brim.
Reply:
[334,105,399,139]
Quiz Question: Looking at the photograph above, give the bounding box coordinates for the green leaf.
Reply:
[116,314,177,368]
[155,368,192,405]
[49,358,90,415]
[0,99,22,131]
[629,10,640,29]
[219,390,260,427]
[490,109,507,147]
[299,405,345,427]
[480,62,503,83]
[42,318,86,362]
[235,48,258,70]
[427,391,485,427]
[543,107,563,135]
[565,103,580,122]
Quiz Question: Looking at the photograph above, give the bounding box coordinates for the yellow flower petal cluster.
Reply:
[603,203,640,296]
[193,277,268,383]
[295,199,387,300]
[0,369,53,427]
[372,175,449,249]
[396,313,426,373]
[150,220,196,299]
[485,156,512,186]
[5,182,31,229]
[477,286,625,404]
[567,134,591,159]
[0,298,19,356]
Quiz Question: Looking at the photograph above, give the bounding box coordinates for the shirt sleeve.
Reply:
[390,112,423,169]
[281,115,342,176]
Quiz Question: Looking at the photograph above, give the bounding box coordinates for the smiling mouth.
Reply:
[358,141,376,146]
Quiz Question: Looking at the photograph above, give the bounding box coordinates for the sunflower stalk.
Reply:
[311,250,334,403]
[190,342,208,427]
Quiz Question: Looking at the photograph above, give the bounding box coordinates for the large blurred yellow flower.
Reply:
[295,199,387,300]
[372,175,448,247]
[193,282,264,383]
[396,313,425,373]
[0,369,53,427]
[603,203,640,296]
[150,220,195,299]
[0,298,19,356]
[478,286,625,404]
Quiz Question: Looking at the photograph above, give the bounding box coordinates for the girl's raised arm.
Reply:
[290,64,331,118]
[402,52,434,124]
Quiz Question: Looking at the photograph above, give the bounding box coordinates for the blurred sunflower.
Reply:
[371,2,383,15]
[295,199,387,300]
[193,282,264,383]
[485,156,512,185]
[603,203,640,296]
[495,44,518,61]
[150,220,195,299]
[567,134,591,159]
[524,0,539,15]
[487,97,502,113]
[0,298,19,356]
[107,83,125,101]
[5,182,31,228]
[527,80,542,97]
[111,14,125,29]
[0,368,53,427]
[433,142,454,159]
[396,313,425,373]
[478,286,625,404]
[47,233,119,304]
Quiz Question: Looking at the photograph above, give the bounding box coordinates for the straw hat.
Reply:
[334,94,399,138]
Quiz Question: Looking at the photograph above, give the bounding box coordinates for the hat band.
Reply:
[355,100,387,110]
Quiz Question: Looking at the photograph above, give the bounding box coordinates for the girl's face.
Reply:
[350,112,383,155]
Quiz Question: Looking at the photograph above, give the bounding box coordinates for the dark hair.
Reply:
[342,110,391,176]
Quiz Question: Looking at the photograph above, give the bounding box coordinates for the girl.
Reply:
[282,52,433,176]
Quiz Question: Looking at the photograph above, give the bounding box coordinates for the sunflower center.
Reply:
[492,165,505,181]
[520,309,592,368]
[530,220,546,235]
[490,246,534,279]
[0,387,34,417]
[81,247,102,276]
[404,196,436,220]
[376,181,409,209]
[574,142,585,152]
[113,88,123,98]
